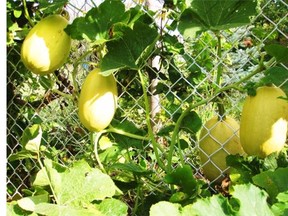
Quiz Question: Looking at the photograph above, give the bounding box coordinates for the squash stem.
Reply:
[91,132,106,173]
[217,102,226,121]
[107,125,150,142]
[216,32,222,87]
[22,0,34,27]
[215,32,226,121]
[138,69,166,172]
[37,158,59,204]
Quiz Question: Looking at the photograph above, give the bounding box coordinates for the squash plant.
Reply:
[6,0,288,215]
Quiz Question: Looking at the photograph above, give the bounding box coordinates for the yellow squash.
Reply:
[21,15,71,75]
[240,86,288,158]
[199,116,245,183]
[78,68,118,132]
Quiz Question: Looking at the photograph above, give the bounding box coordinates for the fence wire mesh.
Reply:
[6,0,288,210]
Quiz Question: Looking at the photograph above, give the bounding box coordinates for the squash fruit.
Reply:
[240,86,288,158]
[78,68,118,132]
[21,15,71,75]
[199,116,245,183]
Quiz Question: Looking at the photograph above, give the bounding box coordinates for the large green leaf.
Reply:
[252,167,288,203]
[96,198,128,216]
[57,160,119,205]
[265,44,288,64]
[182,195,235,216]
[65,0,128,42]
[260,66,288,95]
[33,159,120,207]
[232,184,274,216]
[181,183,273,216]
[100,21,159,76]
[17,194,49,212]
[178,0,257,38]
[34,203,104,216]
[150,201,182,216]
[164,165,198,196]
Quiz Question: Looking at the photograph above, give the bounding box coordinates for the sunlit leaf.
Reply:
[178,0,257,38]
[150,201,182,216]
[17,194,49,212]
[34,203,104,216]
[96,198,128,216]
[271,191,288,216]
[20,124,42,153]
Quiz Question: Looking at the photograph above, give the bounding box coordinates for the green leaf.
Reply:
[96,198,128,216]
[65,0,128,42]
[34,203,104,216]
[252,167,288,203]
[17,194,49,212]
[226,154,261,184]
[182,183,273,216]
[232,184,274,216]
[58,160,119,205]
[33,167,51,187]
[8,150,38,161]
[157,124,175,136]
[260,66,288,95]
[7,201,36,216]
[20,124,42,153]
[39,75,53,90]
[178,0,257,38]
[169,192,190,203]
[182,195,236,216]
[164,165,198,196]
[271,191,288,216]
[179,111,202,134]
[100,21,159,76]
[38,0,68,14]
[99,136,114,150]
[150,201,182,216]
[265,44,288,64]
[13,9,22,18]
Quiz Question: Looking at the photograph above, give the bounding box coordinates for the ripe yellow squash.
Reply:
[199,116,245,183]
[240,86,288,158]
[78,68,118,132]
[21,15,71,75]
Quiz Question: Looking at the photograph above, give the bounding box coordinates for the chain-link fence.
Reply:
[6,0,288,210]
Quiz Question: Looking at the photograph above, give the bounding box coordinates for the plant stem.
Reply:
[177,136,185,167]
[216,32,222,86]
[131,180,142,216]
[37,158,59,204]
[215,32,226,120]
[138,70,166,172]
[51,88,74,100]
[167,57,275,172]
[107,126,150,141]
[91,132,106,173]
[22,0,34,27]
